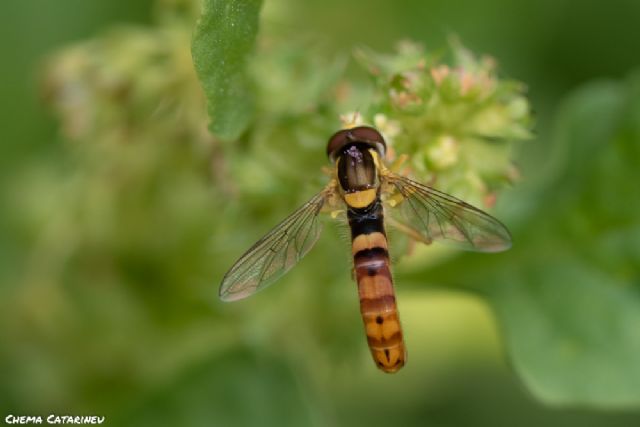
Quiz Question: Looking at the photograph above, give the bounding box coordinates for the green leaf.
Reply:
[497,74,640,408]
[192,0,263,141]
[115,349,318,427]
[403,71,640,407]
[491,256,640,408]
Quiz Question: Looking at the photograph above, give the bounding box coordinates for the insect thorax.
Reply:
[337,144,379,193]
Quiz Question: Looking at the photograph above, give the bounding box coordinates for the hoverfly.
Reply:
[219,126,511,373]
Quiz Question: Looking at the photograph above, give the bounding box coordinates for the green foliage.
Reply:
[3,0,640,423]
[495,75,640,407]
[414,73,640,407]
[2,6,227,415]
[192,0,263,141]
[116,350,315,427]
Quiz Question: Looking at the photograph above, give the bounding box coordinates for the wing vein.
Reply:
[384,173,512,252]
[219,192,327,301]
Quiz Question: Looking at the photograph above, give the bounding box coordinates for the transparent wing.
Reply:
[384,173,512,252]
[219,192,326,301]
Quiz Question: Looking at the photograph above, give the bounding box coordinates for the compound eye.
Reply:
[349,126,385,146]
[326,126,387,161]
[326,129,350,161]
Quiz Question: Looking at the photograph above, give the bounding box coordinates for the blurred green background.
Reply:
[1,0,640,426]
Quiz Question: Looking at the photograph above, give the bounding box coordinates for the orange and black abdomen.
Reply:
[332,141,406,372]
[349,202,406,373]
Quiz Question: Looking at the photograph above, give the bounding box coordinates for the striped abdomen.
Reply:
[349,202,406,373]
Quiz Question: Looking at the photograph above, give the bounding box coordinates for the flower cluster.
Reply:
[351,40,532,207]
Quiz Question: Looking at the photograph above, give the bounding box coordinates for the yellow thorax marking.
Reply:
[345,189,377,208]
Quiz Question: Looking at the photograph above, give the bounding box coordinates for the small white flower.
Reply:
[427,135,459,169]
[339,111,364,129]
[373,113,401,146]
